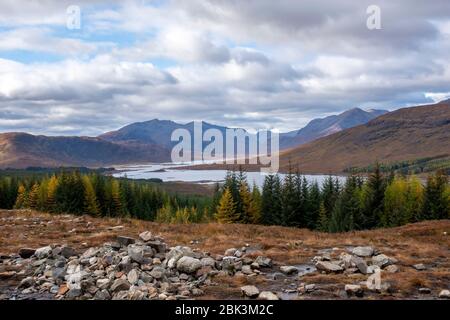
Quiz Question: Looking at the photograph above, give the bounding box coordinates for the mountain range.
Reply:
[0,101,448,171]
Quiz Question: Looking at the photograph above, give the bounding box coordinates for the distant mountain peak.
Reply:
[280,107,389,149]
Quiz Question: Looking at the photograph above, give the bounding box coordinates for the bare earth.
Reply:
[0,209,449,300]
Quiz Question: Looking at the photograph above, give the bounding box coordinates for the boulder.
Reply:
[345,284,364,297]
[139,231,154,242]
[127,245,145,264]
[241,285,260,298]
[255,256,272,268]
[117,236,135,246]
[280,266,298,275]
[65,288,82,299]
[372,254,393,268]
[315,261,343,273]
[110,279,131,293]
[352,246,374,257]
[127,269,139,285]
[18,248,36,259]
[94,289,111,300]
[201,257,216,268]
[34,246,52,259]
[18,277,35,288]
[60,246,76,258]
[224,248,237,256]
[413,263,426,271]
[419,287,431,294]
[384,265,399,273]
[176,256,202,274]
[258,291,279,300]
[166,246,193,268]
[352,257,369,274]
[439,290,450,299]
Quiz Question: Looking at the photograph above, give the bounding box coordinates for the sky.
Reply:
[0,0,449,136]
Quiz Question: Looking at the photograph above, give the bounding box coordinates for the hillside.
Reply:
[279,100,450,173]
[0,133,170,169]
[280,108,388,149]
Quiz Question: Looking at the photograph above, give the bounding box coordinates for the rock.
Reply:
[372,254,393,268]
[176,256,202,274]
[384,265,399,273]
[18,248,36,259]
[315,261,343,273]
[305,284,316,291]
[221,256,237,273]
[353,257,369,274]
[241,265,253,275]
[166,246,193,268]
[94,289,111,300]
[57,284,69,296]
[127,245,145,264]
[61,246,76,259]
[352,246,374,257]
[81,247,99,259]
[34,246,52,259]
[255,256,272,268]
[117,236,135,246]
[413,263,427,271]
[139,231,154,242]
[241,285,260,298]
[18,277,35,288]
[96,278,111,289]
[66,288,82,299]
[150,266,165,279]
[280,266,298,275]
[146,241,167,254]
[258,291,279,300]
[419,287,431,294]
[111,279,131,292]
[345,284,364,297]
[439,290,450,299]
[201,257,216,268]
[127,269,139,285]
[224,248,237,256]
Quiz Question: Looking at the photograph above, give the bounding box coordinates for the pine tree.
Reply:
[261,175,282,225]
[281,168,298,226]
[317,201,329,232]
[83,176,100,216]
[215,187,237,223]
[329,175,361,232]
[251,184,262,224]
[362,162,386,229]
[308,181,321,229]
[422,170,448,220]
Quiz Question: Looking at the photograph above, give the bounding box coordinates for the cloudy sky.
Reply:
[0,0,449,136]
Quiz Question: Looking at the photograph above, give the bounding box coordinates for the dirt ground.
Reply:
[0,209,449,299]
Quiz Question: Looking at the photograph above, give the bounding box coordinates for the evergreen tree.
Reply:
[308,181,321,229]
[261,175,282,225]
[281,168,298,226]
[251,184,262,224]
[329,175,359,232]
[317,201,329,232]
[215,187,237,223]
[422,170,448,220]
[362,163,386,229]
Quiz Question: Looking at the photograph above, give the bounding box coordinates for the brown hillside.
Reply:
[0,133,170,169]
[278,100,450,173]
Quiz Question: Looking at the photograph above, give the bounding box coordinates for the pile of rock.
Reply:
[2,231,220,300]
[312,246,399,276]
[0,233,278,300]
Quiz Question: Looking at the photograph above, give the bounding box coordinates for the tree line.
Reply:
[0,165,448,232]
[0,171,212,223]
[214,165,449,232]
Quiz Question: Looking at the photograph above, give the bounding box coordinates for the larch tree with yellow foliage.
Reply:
[215,187,237,224]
